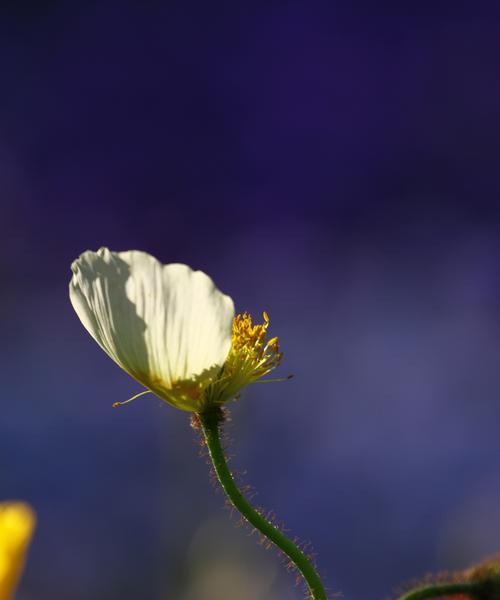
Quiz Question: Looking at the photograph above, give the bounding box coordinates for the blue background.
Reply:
[1,3,500,599]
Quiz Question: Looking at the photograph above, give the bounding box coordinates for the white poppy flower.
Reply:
[70,248,283,412]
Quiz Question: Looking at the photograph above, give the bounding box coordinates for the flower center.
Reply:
[199,311,285,409]
[227,311,282,379]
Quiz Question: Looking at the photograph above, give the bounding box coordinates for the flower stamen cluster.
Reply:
[227,311,282,381]
[201,311,283,409]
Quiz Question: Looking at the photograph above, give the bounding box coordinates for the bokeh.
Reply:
[1,3,500,599]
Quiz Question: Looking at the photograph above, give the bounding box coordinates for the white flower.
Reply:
[70,248,282,412]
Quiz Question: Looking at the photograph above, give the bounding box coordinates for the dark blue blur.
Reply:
[1,4,500,599]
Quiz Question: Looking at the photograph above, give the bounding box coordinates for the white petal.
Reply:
[69,248,234,393]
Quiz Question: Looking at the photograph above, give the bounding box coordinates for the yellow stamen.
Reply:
[200,311,286,409]
[112,389,153,408]
[227,312,282,381]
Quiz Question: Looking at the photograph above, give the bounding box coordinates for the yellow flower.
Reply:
[70,249,283,412]
[0,503,35,600]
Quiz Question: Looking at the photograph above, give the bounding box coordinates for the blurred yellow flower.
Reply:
[70,248,283,412]
[0,503,35,600]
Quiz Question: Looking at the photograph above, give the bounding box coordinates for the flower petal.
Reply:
[69,248,234,400]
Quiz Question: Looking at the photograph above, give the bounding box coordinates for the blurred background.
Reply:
[1,3,500,599]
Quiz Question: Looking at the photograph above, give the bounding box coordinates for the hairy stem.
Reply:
[198,408,328,600]
[397,581,482,600]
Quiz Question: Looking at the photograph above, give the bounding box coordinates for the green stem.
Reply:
[198,408,328,600]
[397,581,482,600]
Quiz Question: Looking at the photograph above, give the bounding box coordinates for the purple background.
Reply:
[1,3,500,599]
